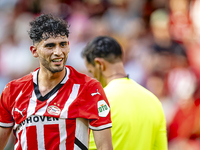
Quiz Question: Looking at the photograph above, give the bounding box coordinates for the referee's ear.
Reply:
[30,45,38,58]
[94,58,106,71]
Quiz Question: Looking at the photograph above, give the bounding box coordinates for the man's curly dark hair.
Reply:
[28,14,70,44]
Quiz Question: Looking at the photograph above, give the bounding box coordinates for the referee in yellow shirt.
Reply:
[82,36,167,150]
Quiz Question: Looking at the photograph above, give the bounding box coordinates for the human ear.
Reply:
[94,58,105,71]
[30,45,38,58]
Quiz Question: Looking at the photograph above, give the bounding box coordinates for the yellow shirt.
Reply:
[89,78,167,150]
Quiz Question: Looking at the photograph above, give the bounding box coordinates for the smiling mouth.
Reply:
[52,58,63,62]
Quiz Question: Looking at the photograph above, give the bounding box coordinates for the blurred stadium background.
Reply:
[1,0,200,149]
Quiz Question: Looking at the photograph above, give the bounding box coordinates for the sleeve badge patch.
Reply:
[97,100,110,117]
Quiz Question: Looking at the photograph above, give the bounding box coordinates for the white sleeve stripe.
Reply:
[11,90,23,116]
[0,122,14,127]
[89,123,112,130]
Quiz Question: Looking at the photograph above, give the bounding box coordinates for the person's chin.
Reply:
[51,65,65,73]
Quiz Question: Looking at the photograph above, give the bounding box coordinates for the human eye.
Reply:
[60,42,67,47]
[45,43,55,48]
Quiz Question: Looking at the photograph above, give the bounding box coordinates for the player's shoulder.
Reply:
[1,72,33,99]
[67,65,99,86]
[11,73,33,86]
[4,72,33,92]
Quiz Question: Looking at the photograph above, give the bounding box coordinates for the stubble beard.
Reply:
[40,57,67,73]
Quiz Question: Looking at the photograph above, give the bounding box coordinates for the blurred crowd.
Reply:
[1,0,200,149]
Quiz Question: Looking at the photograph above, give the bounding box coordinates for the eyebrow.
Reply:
[44,43,55,47]
[60,41,67,44]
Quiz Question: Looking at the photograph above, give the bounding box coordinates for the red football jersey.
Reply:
[0,66,112,150]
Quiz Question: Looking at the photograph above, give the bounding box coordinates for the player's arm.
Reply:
[93,128,113,150]
[86,81,112,149]
[0,83,14,150]
[0,126,12,150]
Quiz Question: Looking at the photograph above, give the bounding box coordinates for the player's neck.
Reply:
[37,68,66,96]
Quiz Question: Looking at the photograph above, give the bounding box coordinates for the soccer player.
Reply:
[82,36,168,150]
[0,14,113,150]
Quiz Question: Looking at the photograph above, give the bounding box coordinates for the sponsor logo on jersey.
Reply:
[91,89,101,96]
[97,100,110,117]
[17,116,59,131]
[47,105,61,116]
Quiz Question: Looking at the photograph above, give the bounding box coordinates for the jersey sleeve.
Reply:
[78,80,112,131]
[154,104,168,150]
[0,83,14,127]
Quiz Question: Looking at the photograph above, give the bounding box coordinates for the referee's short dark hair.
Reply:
[82,36,123,66]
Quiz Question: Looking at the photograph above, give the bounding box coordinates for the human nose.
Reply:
[53,45,62,56]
